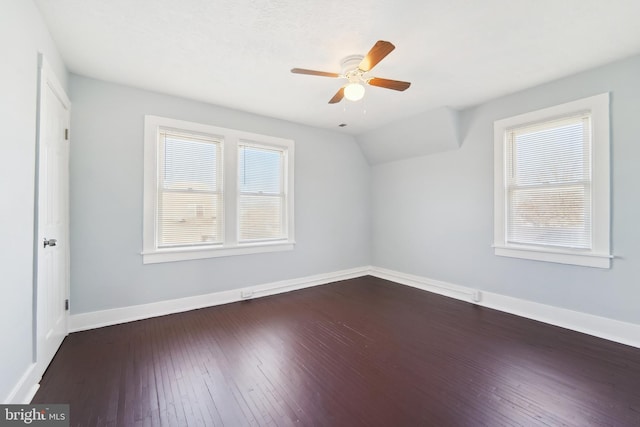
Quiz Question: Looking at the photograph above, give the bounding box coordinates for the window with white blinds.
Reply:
[493,93,611,268]
[238,144,287,242]
[157,130,223,248]
[143,116,295,264]
[506,114,591,249]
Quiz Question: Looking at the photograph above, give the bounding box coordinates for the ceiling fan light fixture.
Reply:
[344,82,365,101]
[291,40,410,104]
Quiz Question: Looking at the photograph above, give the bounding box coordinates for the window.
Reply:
[238,144,287,242]
[143,116,294,263]
[157,130,223,248]
[493,93,611,268]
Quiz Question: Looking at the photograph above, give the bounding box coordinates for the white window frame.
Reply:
[493,93,611,268]
[143,116,295,264]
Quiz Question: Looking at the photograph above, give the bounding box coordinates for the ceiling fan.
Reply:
[291,40,411,104]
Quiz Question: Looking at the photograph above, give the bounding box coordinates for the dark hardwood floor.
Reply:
[33,276,640,426]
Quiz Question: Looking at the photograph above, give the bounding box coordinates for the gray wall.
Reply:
[69,75,371,314]
[0,0,68,402]
[372,54,640,325]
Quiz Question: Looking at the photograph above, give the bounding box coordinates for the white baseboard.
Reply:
[69,266,370,333]
[4,363,40,404]
[69,264,640,349]
[370,266,640,349]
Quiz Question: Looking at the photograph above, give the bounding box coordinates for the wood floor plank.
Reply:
[33,276,640,426]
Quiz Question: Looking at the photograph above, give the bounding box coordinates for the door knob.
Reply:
[43,238,57,248]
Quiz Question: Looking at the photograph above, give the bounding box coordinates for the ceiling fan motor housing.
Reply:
[341,55,366,82]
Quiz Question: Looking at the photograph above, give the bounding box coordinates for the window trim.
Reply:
[143,115,295,264]
[493,93,611,268]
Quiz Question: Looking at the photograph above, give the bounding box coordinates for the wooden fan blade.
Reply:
[291,68,341,78]
[368,77,411,91]
[328,87,345,104]
[359,40,395,72]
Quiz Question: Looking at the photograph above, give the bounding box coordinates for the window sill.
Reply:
[142,241,295,264]
[493,245,612,269]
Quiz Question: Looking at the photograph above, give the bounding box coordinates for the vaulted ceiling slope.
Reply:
[35,1,640,147]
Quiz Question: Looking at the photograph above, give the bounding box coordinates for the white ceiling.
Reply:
[35,0,640,135]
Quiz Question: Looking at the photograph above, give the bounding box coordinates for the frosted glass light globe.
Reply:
[344,83,365,101]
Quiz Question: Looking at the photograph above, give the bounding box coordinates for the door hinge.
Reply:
[64,128,69,140]
[65,299,69,311]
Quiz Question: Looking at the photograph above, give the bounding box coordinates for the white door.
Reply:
[36,57,70,374]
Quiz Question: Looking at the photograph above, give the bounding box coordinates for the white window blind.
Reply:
[238,143,286,242]
[505,114,592,249]
[157,130,223,248]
